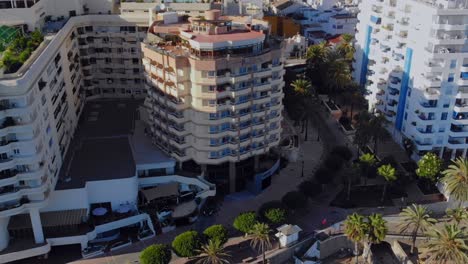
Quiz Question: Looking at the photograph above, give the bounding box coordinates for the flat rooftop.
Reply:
[131,118,174,168]
[56,100,142,190]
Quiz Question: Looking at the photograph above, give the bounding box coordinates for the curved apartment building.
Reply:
[142,11,285,193]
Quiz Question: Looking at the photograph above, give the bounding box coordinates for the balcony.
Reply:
[415,140,433,151]
[424,88,440,100]
[418,114,436,121]
[454,99,468,112]
[416,128,434,134]
[419,101,438,108]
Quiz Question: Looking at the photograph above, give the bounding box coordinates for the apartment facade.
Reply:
[353,0,468,159]
[142,11,285,193]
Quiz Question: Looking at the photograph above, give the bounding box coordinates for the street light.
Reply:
[301,160,304,177]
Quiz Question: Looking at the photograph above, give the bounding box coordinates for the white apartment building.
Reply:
[142,11,285,194]
[353,0,468,160]
[297,6,358,43]
[120,0,219,26]
[0,1,216,262]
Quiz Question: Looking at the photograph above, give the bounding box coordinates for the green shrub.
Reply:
[203,224,228,244]
[18,48,32,63]
[171,231,200,257]
[233,212,257,235]
[264,208,287,224]
[282,191,307,210]
[258,200,286,217]
[298,180,322,198]
[140,244,171,264]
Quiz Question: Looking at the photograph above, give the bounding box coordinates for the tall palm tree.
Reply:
[346,87,366,120]
[337,33,355,63]
[195,239,230,264]
[425,224,468,264]
[325,51,351,103]
[306,41,329,86]
[344,165,360,201]
[291,79,313,98]
[359,153,376,185]
[363,214,387,261]
[377,164,397,202]
[306,41,328,65]
[368,114,389,156]
[291,79,314,141]
[445,207,468,225]
[344,213,367,264]
[249,222,272,264]
[398,204,437,254]
[353,111,373,156]
[441,157,468,205]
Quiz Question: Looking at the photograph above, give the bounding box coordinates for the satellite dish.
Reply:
[160,4,166,10]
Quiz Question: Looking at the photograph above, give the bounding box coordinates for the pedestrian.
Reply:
[321,218,327,227]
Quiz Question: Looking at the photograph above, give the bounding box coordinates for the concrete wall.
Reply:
[44,176,138,212]
[392,240,414,264]
[45,188,89,211]
[317,235,354,260]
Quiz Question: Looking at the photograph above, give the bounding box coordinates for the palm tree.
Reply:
[249,222,272,264]
[337,34,355,63]
[377,164,397,202]
[306,42,329,86]
[445,207,468,225]
[195,239,230,264]
[291,79,314,141]
[344,165,360,201]
[425,224,468,264]
[325,51,351,103]
[353,111,373,156]
[398,204,437,254]
[363,214,387,260]
[368,114,389,156]
[441,158,468,205]
[306,41,328,65]
[359,153,376,185]
[346,85,366,120]
[344,213,367,264]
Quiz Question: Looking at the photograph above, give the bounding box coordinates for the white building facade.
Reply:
[353,0,468,159]
[0,1,217,262]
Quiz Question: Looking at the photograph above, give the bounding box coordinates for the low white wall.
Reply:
[0,243,51,264]
[45,188,89,212]
[45,176,138,212]
[86,177,138,210]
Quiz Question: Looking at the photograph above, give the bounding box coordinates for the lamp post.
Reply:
[301,160,304,178]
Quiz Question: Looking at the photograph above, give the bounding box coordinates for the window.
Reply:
[448,73,455,82]
[207,71,216,77]
[441,112,448,120]
[210,139,218,146]
[13,149,20,154]
[239,67,247,74]
[450,59,457,69]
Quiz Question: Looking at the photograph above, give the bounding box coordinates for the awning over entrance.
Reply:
[8,209,87,230]
[141,182,179,201]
